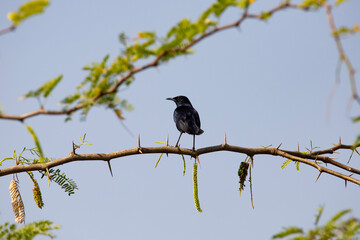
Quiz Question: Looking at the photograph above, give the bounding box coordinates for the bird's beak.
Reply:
[166,97,174,101]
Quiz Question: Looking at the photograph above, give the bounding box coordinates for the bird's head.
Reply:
[166,95,193,107]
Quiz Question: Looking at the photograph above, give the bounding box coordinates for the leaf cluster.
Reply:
[41,169,78,196]
[272,207,360,239]
[2,128,83,222]
[281,141,320,171]
[299,0,326,9]
[332,24,360,37]
[24,75,62,100]
[0,220,60,240]
[19,0,256,121]
[7,0,49,26]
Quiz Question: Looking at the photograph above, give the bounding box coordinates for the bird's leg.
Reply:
[193,134,195,152]
[175,132,183,148]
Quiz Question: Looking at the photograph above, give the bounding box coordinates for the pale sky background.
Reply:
[1,0,360,239]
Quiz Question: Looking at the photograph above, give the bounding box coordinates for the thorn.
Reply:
[72,141,76,154]
[107,161,113,177]
[276,143,282,150]
[297,142,299,152]
[345,179,347,188]
[223,133,227,147]
[339,136,342,144]
[137,135,143,153]
[195,156,201,167]
[354,148,360,157]
[166,135,169,157]
[315,171,322,183]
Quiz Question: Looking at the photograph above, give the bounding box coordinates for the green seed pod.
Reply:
[193,163,202,213]
[32,179,44,209]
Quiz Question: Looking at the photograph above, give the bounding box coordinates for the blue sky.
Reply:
[1,0,360,239]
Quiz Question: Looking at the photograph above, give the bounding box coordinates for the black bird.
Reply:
[166,96,204,150]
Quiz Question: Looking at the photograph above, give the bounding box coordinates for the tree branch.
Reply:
[323,2,359,106]
[0,25,16,36]
[0,2,307,122]
[1,142,359,186]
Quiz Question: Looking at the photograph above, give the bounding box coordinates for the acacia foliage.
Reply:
[272,207,360,239]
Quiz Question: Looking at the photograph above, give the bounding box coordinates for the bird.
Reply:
[166,96,204,151]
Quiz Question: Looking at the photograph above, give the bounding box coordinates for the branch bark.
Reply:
[1,142,359,186]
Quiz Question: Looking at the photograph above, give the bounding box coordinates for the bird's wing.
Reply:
[192,109,201,128]
[174,106,202,134]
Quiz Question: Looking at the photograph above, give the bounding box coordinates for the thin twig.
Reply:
[0,25,16,36]
[323,2,359,106]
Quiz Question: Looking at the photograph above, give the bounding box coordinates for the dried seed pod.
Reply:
[9,178,25,223]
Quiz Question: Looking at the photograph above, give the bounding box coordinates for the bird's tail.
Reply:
[197,129,204,135]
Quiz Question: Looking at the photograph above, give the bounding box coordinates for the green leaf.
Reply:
[330,209,351,222]
[0,103,4,115]
[155,153,163,168]
[298,0,326,9]
[314,206,324,226]
[25,125,44,162]
[24,74,62,99]
[353,116,360,123]
[0,157,14,166]
[272,227,303,239]
[42,75,62,97]
[45,168,78,195]
[335,0,348,5]
[281,159,291,169]
[332,26,359,37]
[61,92,80,106]
[237,0,255,9]
[260,11,272,20]
[7,0,50,26]
[120,99,134,111]
[138,31,155,39]
[119,32,127,46]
